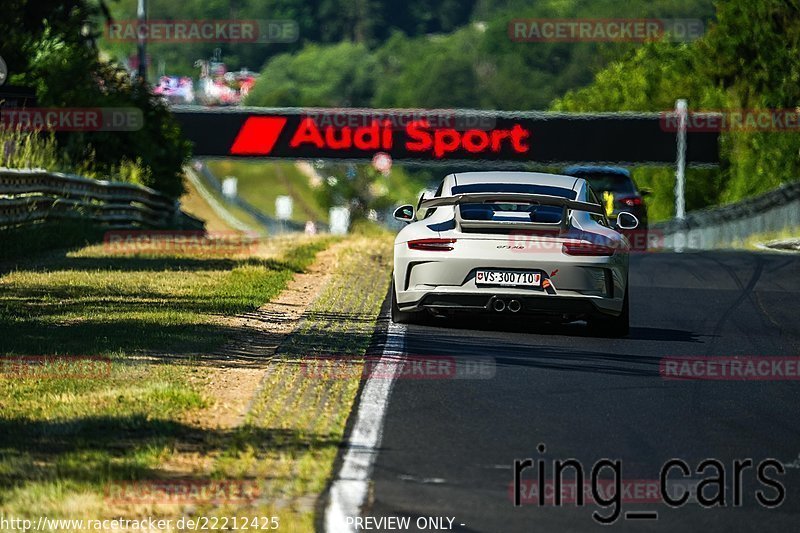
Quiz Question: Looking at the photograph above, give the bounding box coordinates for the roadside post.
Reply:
[137,0,148,82]
[329,207,350,235]
[0,55,7,87]
[674,99,688,251]
[276,195,293,234]
[222,176,238,199]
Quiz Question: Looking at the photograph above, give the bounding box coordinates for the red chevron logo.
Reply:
[229,116,287,155]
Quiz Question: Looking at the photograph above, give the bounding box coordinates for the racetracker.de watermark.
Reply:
[507,230,661,253]
[105,20,298,43]
[512,478,701,505]
[103,230,260,255]
[105,479,261,504]
[0,355,111,379]
[300,355,496,380]
[660,356,800,380]
[0,108,143,132]
[508,18,704,42]
[660,109,800,132]
[299,110,497,131]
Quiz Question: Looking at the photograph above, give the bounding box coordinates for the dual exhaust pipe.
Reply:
[492,298,522,313]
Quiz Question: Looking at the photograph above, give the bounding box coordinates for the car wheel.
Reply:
[390,279,427,324]
[589,284,630,337]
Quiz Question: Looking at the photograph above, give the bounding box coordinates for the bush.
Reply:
[551,0,800,219]
[3,7,191,197]
[0,128,61,171]
[245,42,377,107]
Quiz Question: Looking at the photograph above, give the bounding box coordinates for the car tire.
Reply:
[589,284,630,337]
[390,279,427,325]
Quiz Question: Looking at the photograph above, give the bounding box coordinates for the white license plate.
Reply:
[475,270,541,287]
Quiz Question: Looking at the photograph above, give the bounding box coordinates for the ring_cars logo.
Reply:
[230,116,531,158]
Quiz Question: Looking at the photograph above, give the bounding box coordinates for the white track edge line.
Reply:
[324,321,406,532]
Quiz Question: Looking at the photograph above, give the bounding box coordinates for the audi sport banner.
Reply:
[171,107,719,164]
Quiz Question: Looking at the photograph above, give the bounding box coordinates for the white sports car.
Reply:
[391,171,639,336]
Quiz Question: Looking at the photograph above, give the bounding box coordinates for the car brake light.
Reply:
[619,196,643,207]
[408,238,456,251]
[562,242,615,256]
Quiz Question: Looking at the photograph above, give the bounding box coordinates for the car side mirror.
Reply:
[616,211,639,231]
[639,188,653,197]
[393,204,415,223]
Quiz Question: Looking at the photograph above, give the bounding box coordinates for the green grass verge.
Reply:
[204,160,432,230]
[187,166,267,234]
[205,161,329,223]
[0,235,335,526]
[198,232,395,530]
[0,236,332,356]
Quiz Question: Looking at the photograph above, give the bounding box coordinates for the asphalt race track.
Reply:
[366,251,800,532]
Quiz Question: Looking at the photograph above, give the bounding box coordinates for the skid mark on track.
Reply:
[706,256,768,353]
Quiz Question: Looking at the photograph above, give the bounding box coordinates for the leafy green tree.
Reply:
[551,40,729,219]
[102,0,479,75]
[552,0,800,218]
[245,42,376,107]
[698,0,800,201]
[2,0,190,197]
[373,28,481,108]
[314,163,393,221]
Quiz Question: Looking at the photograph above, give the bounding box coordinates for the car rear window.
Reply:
[459,203,563,224]
[575,173,636,195]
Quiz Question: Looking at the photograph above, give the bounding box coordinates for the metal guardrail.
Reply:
[652,181,800,249]
[0,168,203,230]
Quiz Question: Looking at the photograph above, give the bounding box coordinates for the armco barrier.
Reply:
[0,168,203,230]
[652,181,800,250]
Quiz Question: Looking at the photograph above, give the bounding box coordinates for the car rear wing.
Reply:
[418,192,604,232]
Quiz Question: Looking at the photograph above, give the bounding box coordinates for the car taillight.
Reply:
[619,196,643,207]
[407,238,456,251]
[562,241,615,256]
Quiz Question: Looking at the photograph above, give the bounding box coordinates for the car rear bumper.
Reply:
[397,288,624,318]
[393,234,629,319]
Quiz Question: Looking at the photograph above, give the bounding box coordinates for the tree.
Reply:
[1,0,190,197]
[551,0,800,218]
[245,42,376,107]
[698,0,800,200]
